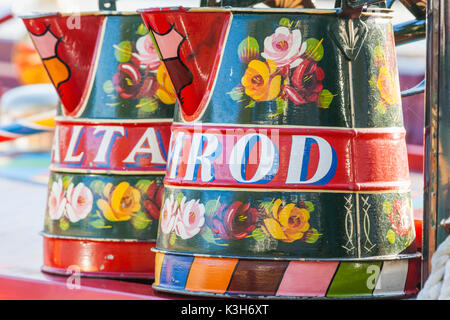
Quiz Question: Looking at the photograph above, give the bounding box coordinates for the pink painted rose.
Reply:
[389,199,413,237]
[136,35,161,71]
[65,183,93,223]
[175,197,205,240]
[48,178,66,220]
[160,194,178,234]
[261,26,306,68]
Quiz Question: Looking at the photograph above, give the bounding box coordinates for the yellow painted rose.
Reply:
[377,66,399,105]
[241,59,281,101]
[263,199,310,242]
[97,182,141,221]
[156,64,177,105]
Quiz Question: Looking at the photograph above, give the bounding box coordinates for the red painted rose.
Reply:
[113,60,158,100]
[211,201,258,240]
[389,199,413,237]
[287,59,325,104]
[143,182,164,220]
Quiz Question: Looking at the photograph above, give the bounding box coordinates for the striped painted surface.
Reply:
[153,251,421,298]
[0,111,55,143]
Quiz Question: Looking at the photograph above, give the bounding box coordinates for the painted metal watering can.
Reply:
[21,11,175,279]
[140,0,421,298]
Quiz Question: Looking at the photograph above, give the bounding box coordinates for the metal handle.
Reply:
[392,0,427,97]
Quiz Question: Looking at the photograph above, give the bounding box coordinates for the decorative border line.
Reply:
[164,184,412,194]
[153,251,420,298]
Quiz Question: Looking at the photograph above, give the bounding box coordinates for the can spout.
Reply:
[140,8,232,122]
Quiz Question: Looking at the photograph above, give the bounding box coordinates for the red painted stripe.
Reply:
[404,257,421,295]
[43,237,156,279]
[165,125,410,191]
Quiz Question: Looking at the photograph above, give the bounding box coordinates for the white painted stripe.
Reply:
[373,260,409,296]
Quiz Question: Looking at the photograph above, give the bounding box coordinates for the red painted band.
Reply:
[52,120,172,173]
[165,125,410,191]
[43,236,156,279]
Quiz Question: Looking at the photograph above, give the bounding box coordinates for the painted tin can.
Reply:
[21,12,175,279]
[140,6,421,297]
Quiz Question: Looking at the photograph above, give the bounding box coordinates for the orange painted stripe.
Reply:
[185,256,238,294]
[153,252,165,287]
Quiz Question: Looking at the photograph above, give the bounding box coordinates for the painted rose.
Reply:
[175,197,205,240]
[48,178,66,220]
[143,181,164,220]
[65,182,93,223]
[263,199,310,243]
[377,65,400,106]
[389,199,413,237]
[211,201,258,240]
[241,59,281,101]
[135,35,161,71]
[261,26,305,68]
[289,59,325,104]
[113,61,158,100]
[97,182,141,222]
[160,194,178,234]
[155,64,177,105]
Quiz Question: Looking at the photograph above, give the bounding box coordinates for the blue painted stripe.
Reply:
[2,122,45,135]
[159,254,194,290]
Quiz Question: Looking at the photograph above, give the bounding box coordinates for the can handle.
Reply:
[391,0,427,97]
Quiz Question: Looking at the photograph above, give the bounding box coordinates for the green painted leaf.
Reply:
[259,199,275,214]
[62,176,73,190]
[136,24,148,36]
[318,89,334,109]
[131,211,151,230]
[251,228,267,241]
[227,85,245,101]
[304,201,314,212]
[303,228,321,243]
[176,192,184,206]
[244,99,256,109]
[136,180,152,194]
[304,38,324,62]
[169,232,177,246]
[103,80,114,94]
[383,201,392,215]
[60,218,70,231]
[89,180,105,195]
[114,41,132,63]
[137,98,159,113]
[279,17,291,27]
[205,198,221,219]
[387,229,396,244]
[269,97,288,117]
[90,219,105,229]
[237,36,260,64]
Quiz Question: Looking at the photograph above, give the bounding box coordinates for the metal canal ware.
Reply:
[21,11,175,279]
[139,0,421,298]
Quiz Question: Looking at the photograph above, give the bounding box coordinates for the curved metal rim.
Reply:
[41,232,157,243]
[152,247,422,262]
[152,284,418,300]
[41,265,154,280]
[20,6,394,19]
